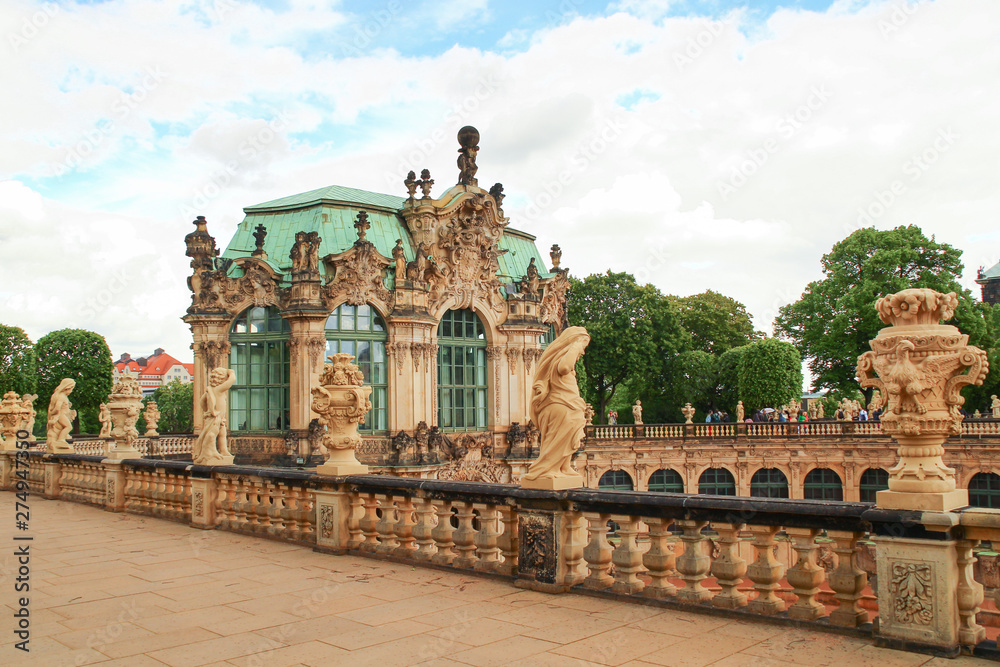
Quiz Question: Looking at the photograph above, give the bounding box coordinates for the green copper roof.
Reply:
[245,185,406,214]
[498,230,555,282]
[979,261,1000,281]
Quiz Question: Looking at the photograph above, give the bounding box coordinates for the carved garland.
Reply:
[506,347,520,374]
[522,348,543,374]
[386,342,408,374]
[891,562,933,625]
[201,340,231,370]
[486,346,503,420]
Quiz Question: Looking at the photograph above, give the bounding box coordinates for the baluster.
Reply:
[392,496,417,558]
[582,513,614,590]
[785,528,826,620]
[359,493,380,552]
[473,505,501,572]
[562,510,585,585]
[347,493,364,549]
[643,518,677,599]
[452,503,478,568]
[375,495,398,555]
[747,525,784,614]
[611,515,645,595]
[711,522,747,608]
[497,506,518,576]
[411,497,436,561]
[957,538,986,646]
[828,531,868,627]
[431,501,456,565]
[675,519,711,603]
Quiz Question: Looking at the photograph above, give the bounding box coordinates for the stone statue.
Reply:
[290,231,307,273]
[46,378,76,453]
[193,368,237,465]
[19,394,36,442]
[584,403,595,425]
[522,257,540,296]
[993,395,1000,419]
[857,288,989,509]
[521,326,590,490]
[868,389,883,413]
[0,391,28,450]
[974,409,982,419]
[305,231,321,275]
[144,401,161,437]
[817,402,825,419]
[406,242,428,281]
[457,126,480,187]
[632,400,643,425]
[489,182,504,208]
[736,400,745,423]
[312,353,372,475]
[681,403,695,424]
[98,402,112,437]
[392,239,406,281]
[525,419,541,458]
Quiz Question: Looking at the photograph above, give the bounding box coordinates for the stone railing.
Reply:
[5,449,1000,657]
[587,420,1000,441]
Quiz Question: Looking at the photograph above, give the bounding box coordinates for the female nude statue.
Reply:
[193,368,237,465]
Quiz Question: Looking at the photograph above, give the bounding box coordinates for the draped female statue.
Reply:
[521,326,589,490]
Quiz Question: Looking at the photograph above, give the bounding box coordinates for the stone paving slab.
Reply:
[1,494,997,666]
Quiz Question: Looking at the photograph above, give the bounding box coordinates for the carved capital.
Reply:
[506,347,520,374]
[386,342,408,375]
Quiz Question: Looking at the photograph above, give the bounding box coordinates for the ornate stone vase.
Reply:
[311,353,372,476]
[106,375,144,460]
[857,288,988,509]
[0,391,27,451]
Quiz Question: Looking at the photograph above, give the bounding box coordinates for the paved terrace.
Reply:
[1,495,995,667]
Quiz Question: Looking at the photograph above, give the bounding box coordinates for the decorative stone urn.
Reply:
[857,288,989,511]
[106,375,144,461]
[312,353,372,476]
[0,391,28,451]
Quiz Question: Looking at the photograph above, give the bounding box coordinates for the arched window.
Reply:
[647,469,684,493]
[326,304,388,432]
[750,468,789,498]
[859,468,889,503]
[699,468,736,496]
[540,324,556,347]
[969,473,1000,508]
[803,468,843,501]
[229,306,290,432]
[598,470,634,490]
[437,309,487,430]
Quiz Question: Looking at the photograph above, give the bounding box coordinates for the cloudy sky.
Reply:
[1,0,997,365]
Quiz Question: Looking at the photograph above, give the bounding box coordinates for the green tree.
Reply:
[0,325,37,396]
[738,338,802,413]
[658,350,718,421]
[145,380,194,433]
[568,271,688,421]
[716,345,749,414]
[669,290,763,355]
[774,226,981,402]
[35,329,113,434]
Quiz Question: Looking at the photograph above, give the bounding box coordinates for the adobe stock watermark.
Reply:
[78,268,132,320]
[634,243,672,286]
[52,66,167,177]
[878,1,920,39]
[852,126,958,230]
[519,116,627,223]
[339,0,403,58]
[674,17,728,72]
[8,2,58,54]
[716,84,833,202]
[178,108,293,219]
[382,73,502,190]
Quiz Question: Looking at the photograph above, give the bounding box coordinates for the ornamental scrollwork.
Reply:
[890,562,933,625]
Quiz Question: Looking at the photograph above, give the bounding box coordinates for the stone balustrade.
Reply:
[586,419,1000,440]
[6,448,1000,658]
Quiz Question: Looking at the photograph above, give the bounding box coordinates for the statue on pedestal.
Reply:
[312,353,372,476]
[992,395,1000,419]
[19,394,36,442]
[584,403,595,425]
[192,368,237,465]
[521,326,590,490]
[392,239,406,281]
[632,400,643,425]
[736,400,745,423]
[98,402,112,437]
[681,403,695,424]
[46,379,76,453]
[144,401,161,437]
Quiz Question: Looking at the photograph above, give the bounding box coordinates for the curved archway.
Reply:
[325,303,388,432]
[803,468,843,501]
[598,469,634,491]
[859,468,889,503]
[750,468,789,498]
[698,468,736,496]
[969,472,1000,508]
[437,308,488,430]
[228,306,290,433]
[647,469,684,493]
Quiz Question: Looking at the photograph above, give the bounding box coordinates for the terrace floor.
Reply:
[1,495,996,667]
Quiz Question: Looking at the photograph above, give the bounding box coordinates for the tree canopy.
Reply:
[0,325,37,396]
[143,380,194,434]
[738,338,802,413]
[669,290,763,355]
[774,225,983,400]
[568,271,687,421]
[35,329,113,434]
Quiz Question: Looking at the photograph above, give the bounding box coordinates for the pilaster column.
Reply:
[185,314,232,435]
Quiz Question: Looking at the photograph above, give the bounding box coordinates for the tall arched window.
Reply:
[803,468,843,501]
[859,468,889,503]
[540,324,556,348]
[598,470,634,490]
[699,468,736,496]
[647,469,684,493]
[326,304,388,432]
[229,306,290,432]
[437,309,487,430]
[969,473,1000,508]
[750,468,789,498]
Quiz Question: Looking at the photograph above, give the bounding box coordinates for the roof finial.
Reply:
[457,126,480,187]
[354,211,371,242]
[252,223,267,259]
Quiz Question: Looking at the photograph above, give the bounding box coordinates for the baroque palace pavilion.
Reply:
[182,127,568,469]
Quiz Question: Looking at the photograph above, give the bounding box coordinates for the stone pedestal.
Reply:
[311,353,373,478]
[515,507,585,593]
[190,477,216,528]
[104,462,126,511]
[106,375,144,461]
[876,489,968,512]
[521,474,584,491]
[314,488,352,552]
[42,461,60,499]
[874,536,960,655]
[0,453,12,490]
